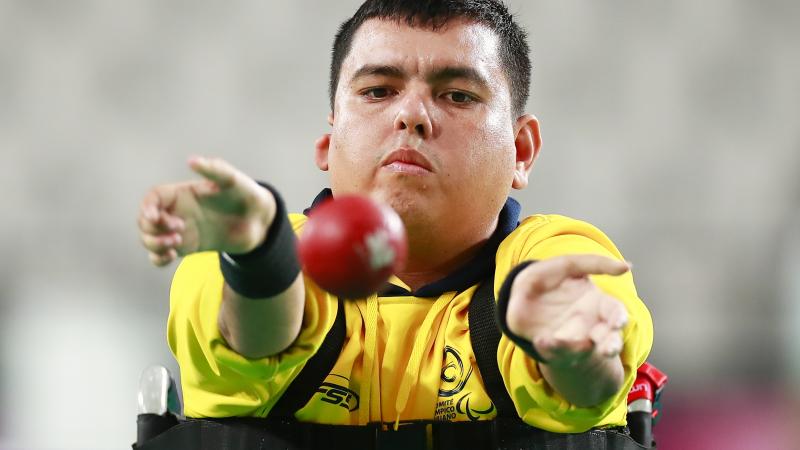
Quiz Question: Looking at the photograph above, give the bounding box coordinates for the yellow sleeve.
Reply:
[166,214,338,418]
[495,215,654,432]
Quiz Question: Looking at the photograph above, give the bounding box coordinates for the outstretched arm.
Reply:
[504,255,630,407]
[137,156,304,358]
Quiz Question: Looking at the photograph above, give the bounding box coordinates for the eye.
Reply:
[443,91,476,104]
[362,87,394,100]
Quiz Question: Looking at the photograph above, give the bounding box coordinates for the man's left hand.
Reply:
[506,255,630,369]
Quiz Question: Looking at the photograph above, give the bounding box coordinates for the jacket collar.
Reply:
[304,188,520,297]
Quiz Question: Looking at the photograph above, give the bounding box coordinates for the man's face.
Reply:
[317,18,536,243]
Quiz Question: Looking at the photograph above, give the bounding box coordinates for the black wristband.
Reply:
[495,260,549,363]
[219,183,301,299]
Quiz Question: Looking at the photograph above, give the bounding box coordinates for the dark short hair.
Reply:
[329,0,531,116]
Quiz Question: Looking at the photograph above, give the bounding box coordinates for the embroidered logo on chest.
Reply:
[438,345,472,397]
[435,345,495,421]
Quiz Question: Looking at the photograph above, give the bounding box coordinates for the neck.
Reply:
[396,217,498,292]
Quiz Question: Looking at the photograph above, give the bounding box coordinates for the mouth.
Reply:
[380,148,433,174]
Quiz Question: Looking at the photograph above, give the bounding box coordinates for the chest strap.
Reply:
[267,298,346,418]
[467,276,519,419]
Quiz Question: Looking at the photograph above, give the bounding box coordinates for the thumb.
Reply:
[523,255,630,295]
[188,156,237,188]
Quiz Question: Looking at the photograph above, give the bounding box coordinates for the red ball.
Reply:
[298,195,407,298]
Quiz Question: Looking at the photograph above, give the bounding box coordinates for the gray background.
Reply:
[1,0,799,448]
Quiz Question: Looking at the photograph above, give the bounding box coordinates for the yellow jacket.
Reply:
[168,203,653,433]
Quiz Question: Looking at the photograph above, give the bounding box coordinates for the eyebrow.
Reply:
[349,64,490,90]
[427,66,489,90]
[350,64,406,83]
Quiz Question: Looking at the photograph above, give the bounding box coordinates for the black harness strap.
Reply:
[134,418,647,450]
[468,276,518,419]
[267,298,346,418]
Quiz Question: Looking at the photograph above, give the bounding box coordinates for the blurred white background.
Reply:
[1,0,799,448]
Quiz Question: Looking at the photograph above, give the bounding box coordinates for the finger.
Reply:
[596,330,623,357]
[141,232,183,253]
[588,321,613,346]
[550,314,594,350]
[139,190,161,222]
[140,186,179,219]
[188,156,236,188]
[522,255,630,295]
[597,296,629,330]
[536,309,595,365]
[189,179,221,198]
[158,211,185,231]
[138,186,183,234]
[138,213,162,234]
[138,211,185,234]
[148,248,178,267]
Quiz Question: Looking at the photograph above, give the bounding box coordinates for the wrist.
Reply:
[219,183,301,299]
[243,183,278,253]
[538,354,624,407]
[496,260,548,362]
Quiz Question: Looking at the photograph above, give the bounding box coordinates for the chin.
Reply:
[371,187,429,230]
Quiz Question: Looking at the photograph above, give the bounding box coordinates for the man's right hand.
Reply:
[137,156,276,267]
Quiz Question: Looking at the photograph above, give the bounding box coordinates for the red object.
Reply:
[298,195,408,298]
[627,362,668,419]
[638,362,668,390]
[627,377,654,405]
[628,363,668,403]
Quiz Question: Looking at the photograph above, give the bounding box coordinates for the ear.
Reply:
[314,133,331,171]
[314,113,335,171]
[511,114,542,190]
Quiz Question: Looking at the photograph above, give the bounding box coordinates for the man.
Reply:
[137,0,652,447]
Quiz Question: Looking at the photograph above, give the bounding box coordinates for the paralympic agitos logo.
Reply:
[456,393,495,421]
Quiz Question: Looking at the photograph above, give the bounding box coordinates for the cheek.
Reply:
[328,138,356,177]
[330,117,358,161]
[445,124,516,202]
[456,122,515,176]
[328,125,381,192]
[483,112,517,167]
[332,104,393,158]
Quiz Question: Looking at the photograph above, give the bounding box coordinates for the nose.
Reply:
[393,91,433,139]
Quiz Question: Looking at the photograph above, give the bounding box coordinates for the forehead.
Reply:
[342,18,504,82]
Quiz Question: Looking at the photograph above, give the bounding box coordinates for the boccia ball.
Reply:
[298,195,407,298]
